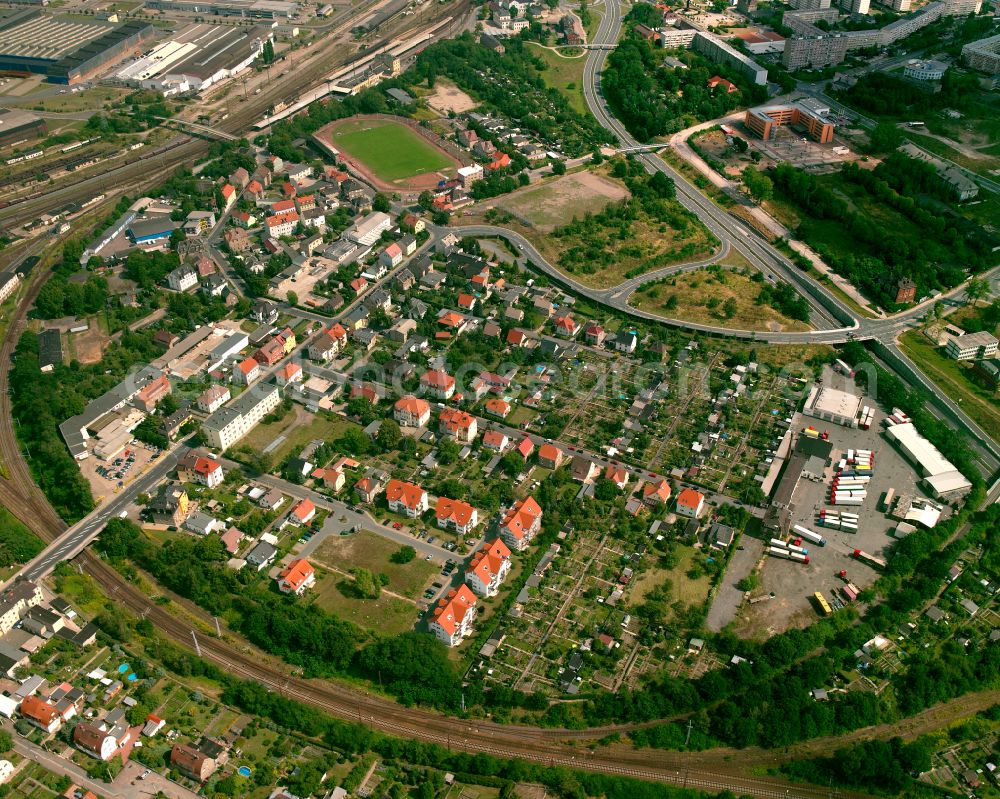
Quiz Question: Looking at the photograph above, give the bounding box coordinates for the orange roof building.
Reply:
[386,479,429,518]
[482,430,509,452]
[603,464,629,489]
[643,479,672,505]
[484,398,511,419]
[538,443,563,469]
[428,584,477,646]
[277,558,316,594]
[290,498,316,524]
[436,497,479,535]
[466,538,511,597]
[499,496,542,551]
[515,436,535,459]
[394,395,431,427]
[676,487,705,519]
[20,695,62,733]
[439,407,478,443]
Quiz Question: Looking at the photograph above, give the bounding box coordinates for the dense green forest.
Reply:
[0,506,44,569]
[8,326,163,522]
[601,17,767,141]
[769,161,997,308]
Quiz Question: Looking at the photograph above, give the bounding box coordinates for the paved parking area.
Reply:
[736,400,945,636]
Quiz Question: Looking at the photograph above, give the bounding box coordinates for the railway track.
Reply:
[73,555,867,799]
[0,7,985,798]
[0,0,470,228]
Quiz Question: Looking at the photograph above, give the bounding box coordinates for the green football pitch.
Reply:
[328,119,454,182]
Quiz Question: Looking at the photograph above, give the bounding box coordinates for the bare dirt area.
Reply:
[69,325,109,365]
[425,78,478,115]
[490,171,630,232]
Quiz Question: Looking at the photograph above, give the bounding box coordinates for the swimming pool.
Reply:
[238,767,252,778]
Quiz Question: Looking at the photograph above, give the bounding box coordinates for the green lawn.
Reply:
[310,530,436,598]
[327,119,454,182]
[527,43,587,115]
[309,572,418,634]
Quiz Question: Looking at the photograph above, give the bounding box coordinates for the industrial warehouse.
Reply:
[144,0,296,18]
[0,108,47,148]
[110,23,272,94]
[0,9,154,83]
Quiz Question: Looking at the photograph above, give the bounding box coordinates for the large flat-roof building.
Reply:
[145,0,296,18]
[783,1,945,69]
[963,33,1000,75]
[803,384,862,427]
[745,99,835,143]
[945,330,998,361]
[0,108,47,148]
[111,23,271,94]
[0,11,155,83]
[202,382,281,450]
[885,421,972,499]
[653,21,768,85]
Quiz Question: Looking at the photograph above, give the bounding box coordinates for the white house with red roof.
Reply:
[178,454,224,488]
[482,430,509,452]
[436,498,479,535]
[499,496,543,551]
[584,322,606,346]
[265,211,299,238]
[220,183,236,211]
[380,242,403,268]
[386,479,429,518]
[277,558,316,595]
[554,315,581,338]
[276,362,302,386]
[421,369,456,399]
[466,538,511,597]
[439,407,478,443]
[676,488,705,519]
[233,357,260,385]
[394,395,431,427]
[428,585,477,646]
[289,498,316,525]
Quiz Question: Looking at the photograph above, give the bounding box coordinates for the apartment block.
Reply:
[744,100,835,143]
[202,383,281,450]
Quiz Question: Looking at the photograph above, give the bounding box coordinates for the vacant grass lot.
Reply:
[630,267,812,332]
[327,119,454,182]
[239,408,355,467]
[309,571,417,634]
[900,330,1000,444]
[498,171,629,232]
[310,530,436,599]
[527,43,587,115]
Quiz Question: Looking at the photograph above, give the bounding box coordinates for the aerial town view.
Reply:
[0,0,999,795]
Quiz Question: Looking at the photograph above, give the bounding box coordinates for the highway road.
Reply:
[504,0,1000,479]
